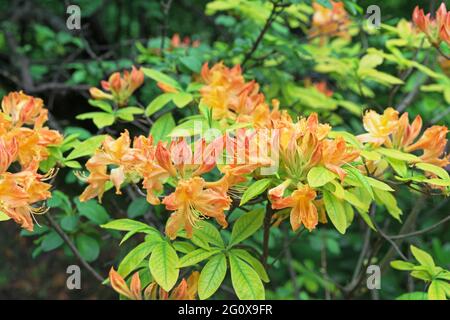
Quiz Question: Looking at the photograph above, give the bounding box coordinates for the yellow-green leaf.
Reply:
[229,252,265,300]
[198,253,227,300]
[149,241,179,291]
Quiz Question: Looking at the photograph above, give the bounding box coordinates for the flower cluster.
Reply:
[413,3,450,46]
[0,91,62,230]
[79,128,273,239]
[268,112,359,231]
[359,107,449,168]
[109,268,198,300]
[89,66,144,106]
[308,0,351,42]
[200,62,282,128]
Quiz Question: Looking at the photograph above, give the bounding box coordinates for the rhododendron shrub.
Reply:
[1,0,449,301]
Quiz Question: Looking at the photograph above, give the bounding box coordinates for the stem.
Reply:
[241,0,286,67]
[45,212,105,283]
[261,200,273,268]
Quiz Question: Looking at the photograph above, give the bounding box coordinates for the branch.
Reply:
[45,212,105,283]
[160,0,173,56]
[241,0,286,68]
[261,199,273,268]
[388,215,450,240]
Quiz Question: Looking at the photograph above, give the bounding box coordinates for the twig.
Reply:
[160,0,173,56]
[261,200,273,268]
[388,215,450,240]
[45,212,105,283]
[374,222,408,260]
[284,231,300,299]
[241,0,286,68]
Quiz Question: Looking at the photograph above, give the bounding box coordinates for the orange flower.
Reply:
[269,183,318,231]
[1,91,45,126]
[80,130,150,202]
[0,163,52,231]
[358,108,399,146]
[321,137,360,181]
[200,62,274,126]
[391,113,422,150]
[314,81,334,97]
[413,3,450,46]
[309,1,351,43]
[0,137,18,174]
[162,177,231,239]
[109,268,142,300]
[279,113,329,181]
[405,126,449,167]
[109,268,199,300]
[90,66,144,106]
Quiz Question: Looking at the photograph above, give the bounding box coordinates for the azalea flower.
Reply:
[0,137,18,174]
[405,126,449,167]
[80,130,156,202]
[109,268,198,300]
[163,176,231,239]
[269,182,319,231]
[358,108,399,146]
[321,137,360,181]
[1,91,45,126]
[0,163,52,231]
[413,3,450,46]
[89,66,144,106]
[309,1,351,42]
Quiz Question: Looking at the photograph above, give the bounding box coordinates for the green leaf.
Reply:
[240,179,271,206]
[229,208,265,247]
[386,157,408,177]
[173,241,196,254]
[428,280,446,300]
[396,292,428,300]
[194,221,224,248]
[41,231,64,252]
[307,166,336,188]
[101,219,156,233]
[323,191,347,234]
[373,189,402,221]
[229,251,265,300]
[172,92,193,108]
[142,68,181,90]
[390,260,416,271]
[60,216,79,232]
[127,198,151,219]
[76,112,115,128]
[149,241,179,291]
[116,107,144,121]
[376,148,419,162]
[180,56,202,73]
[366,177,395,191]
[74,198,110,225]
[198,253,227,300]
[66,135,106,160]
[150,113,176,143]
[231,249,269,283]
[178,248,220,268]
[344,166,374,199]
[410,245,435,267]
[415,163,450,180]
[423,178,450,187]
[75,234,100,262]
[145,93,175,116]
[88,99,113,112]
[118,241,158,278]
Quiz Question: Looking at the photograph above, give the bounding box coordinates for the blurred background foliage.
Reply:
[0,0,448,299]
